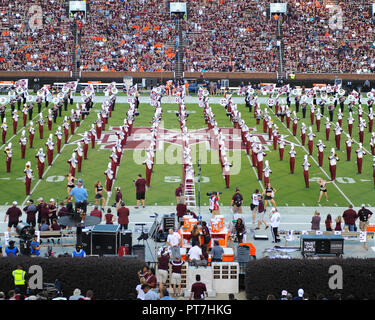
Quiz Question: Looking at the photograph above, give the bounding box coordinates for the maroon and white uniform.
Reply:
[358,119,366,145]
[110,148,118,179]
[35,149,45,179]
[347,112,354,137]
[28,123,35,148]
[316,140,326,167]
[337,110,343,128]
[251,143,258,167]
[310,105,315,125]
[104,163,114,192]
[368,108,374,133]
[302,156,311,188]
[24,163,33,196]
[315,110,322,132]
[256,147,266,181]
[74,143,83,173]
[370,133,375,156]
[285,108,291,128]
[345,136,353,161]
[19,131,27,159]
[47,110,53,131]
[272,126,278,150]
[334,124,343,150]
[325,119,331,141]
[82,132,90,160]
[22,106,28,127]
[67,153,78,177]
[37,114,45,139]
[289,145,296,174]
[307,128,315,155]
[292,113,299,136]
[300,123,307,146]
[90,125,96,149]
[63,118,69,144]
[95,114,103,139]
[278,138,285,160]
[144,157,154,187]
[55,127,62,154]
[263,160,272,187]
[1,119,7,144]
[69,110,76,135]
[355,145,366,174]
[12,111,19,134]
[45,135,54,166]
[328,150,339,181]
[4,144,12,172]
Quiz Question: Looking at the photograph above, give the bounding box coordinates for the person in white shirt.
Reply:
[135,277,146,300]
[269,208,281,243]
[167,229,181,260]
[251,189,261,224]
[188,244,204,262]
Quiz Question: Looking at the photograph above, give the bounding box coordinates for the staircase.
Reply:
[276,14,286,81]
[71,18,81,78]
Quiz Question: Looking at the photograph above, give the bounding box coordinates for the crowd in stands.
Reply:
[0,0,74,71]
[0,0,374,72]
[283,0,375,73]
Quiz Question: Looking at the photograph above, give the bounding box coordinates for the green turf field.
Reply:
[0,95,373,208]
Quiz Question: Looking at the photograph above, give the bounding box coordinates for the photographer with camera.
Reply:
[231,187,243,214]
[134,174,146,209]
[208,192,221,216]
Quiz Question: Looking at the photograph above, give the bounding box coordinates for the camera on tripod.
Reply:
[16,222,35,256]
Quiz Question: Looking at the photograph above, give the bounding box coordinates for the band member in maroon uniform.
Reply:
[22,105,28,127]
[104,162,114,192]
[110,147,118,179]
[28,121,35,148]
[368,107,374,133]
[337,109,343,128]
[35,148,45,179]
[63,116,69,144]
[316,139,326,167]
[37,113,44,139]
[334,122,343,150]
[355,143,366,174]
[69,109,76,135]
[315,109,322,132]
[19,129,27,159]
[300,122,307,146]
[370,132,375,156]
[285,107,291,128]
[251,142,258,167]
[24,161,33,196]
[302,155,311,188]
[90,124,96,149]
[82,132,90,160]
[289,143,296,174]
[263,160,272,187]
[256,145,266,181]
[328,148,339,181]
[373,157,375,187]
[74,142,84,173]
[223,160,231,188]
[267,119,273,141]
[310,104,315,125]
[325,117,331,141]
[347,112,354,137]
[345,134,353,161]
[272,125,278,150]
[47,109,53,131]
[4,143,12,172]
[1,118,7,144]
[278,137,285,160]
[358,118,366,144]
[95,113,103,140]
[292,111,299,136]
[45,134,54,166]
[307,126,315,155]
[55,126,62,154]
[12,110,19,134]
[143,155,154,188]
[67,152,78,177]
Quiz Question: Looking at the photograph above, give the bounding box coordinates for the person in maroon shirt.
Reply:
[342,205,358,231]
[90,205,103,220]
[115,187,123,203]
[146,268,157,289]
[37,198,50,228]
[176,197,187,221]
[171,257,184,296]
[157,247,170,291]
[48,199,57,224]
[4,201,22,232]
[116,201,129,230]
[134,174,146,209]
[49,219,61,244]
[23,199,37,228]
[175,184,183,203]
[104,208,116,224]
[189,274,208,300]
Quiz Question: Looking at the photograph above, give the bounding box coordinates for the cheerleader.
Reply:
[317,178,332,203]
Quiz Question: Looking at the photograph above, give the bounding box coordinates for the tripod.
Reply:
[135,223,155,262]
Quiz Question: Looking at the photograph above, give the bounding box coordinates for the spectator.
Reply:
[69,288,85,300]
[8,290,16,300]
[167,228,181,260]
[357,204,373,232]
[189,274,207,300]
[311,211,321,231]
[293,288,305,300]
[325,214,333,231]
[343,205,358,231]
[175,183,183,203]
[37,198,49,228]
[90,205,102,220]
[188,244,204,263]
[176,197,187,221]
[160,289,174,300]
[142,284,158,300]
[4,201,22,232]
[228,293,236,300]
[5,241,19,257]
[146,268,157,289]
[171,257,184,297]
[116,200,130,230]
[201,221,211,246]
[234,218,246,243]
[191,224,200,247]
[104,208,116,224]
[30,236,40,257]
[40,219,49,231]
[23,199,37,228]
[157,247,170,292]
[280,290,288,300]
[267,294,276,300]
[83,290,94,300]
[134,174,146,209]
[211,240,224,262]
[49,219,61,244]
[136,277,147,300]
[72,245,86,258]
[115,187,123,203]
[335,216,342,231]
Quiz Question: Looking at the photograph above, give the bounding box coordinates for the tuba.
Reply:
[26,95,34,103]
[37,89,44,97]
[16,87,24,95]
[52,97,59,104]
[62,87,69,94]
[338,88,345,96]
[57,92,64,100]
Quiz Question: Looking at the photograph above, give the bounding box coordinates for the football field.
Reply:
[0,94,374,209]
